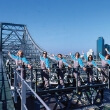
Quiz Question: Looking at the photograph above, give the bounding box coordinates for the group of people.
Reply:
[8,48,110,89]
[39,49,110,89]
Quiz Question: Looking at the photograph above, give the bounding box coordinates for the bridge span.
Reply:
[0,22,110,110]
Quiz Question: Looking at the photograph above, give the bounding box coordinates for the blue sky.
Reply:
[0,0,110,55]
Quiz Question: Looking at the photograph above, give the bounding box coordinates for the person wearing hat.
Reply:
[40,51,50,89]
[8,50,31,88]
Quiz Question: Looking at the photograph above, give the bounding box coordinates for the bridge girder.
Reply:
[0,22,46,67]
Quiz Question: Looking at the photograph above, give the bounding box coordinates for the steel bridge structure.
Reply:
[0,22,110,110]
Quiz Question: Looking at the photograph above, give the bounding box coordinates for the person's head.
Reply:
[75,52,80,58]
[105,54,110,60]
[57,54,62,59]
[17,50,23,57]
[43,51,47,58]
[88,55,93,61]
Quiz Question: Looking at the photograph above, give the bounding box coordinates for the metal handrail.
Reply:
[25,26,54,59]
[34,66,109,90]
[14,70,51,110]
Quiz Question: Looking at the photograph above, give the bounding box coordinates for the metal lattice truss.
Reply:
[0,22,47,67]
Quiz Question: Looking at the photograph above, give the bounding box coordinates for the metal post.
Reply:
[14,70,17,103]
[48,70,50,88]
[108,66,110,89]
[96,68,98,83]
[0,23,2,52]
[35,69,37,93]
[10,67,13,86]
[30,68,33,88]
[76,73,78,93]
[8,63,10,72]
[21,79,26,110]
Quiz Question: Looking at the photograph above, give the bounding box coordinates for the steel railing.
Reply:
[14,69,51,110]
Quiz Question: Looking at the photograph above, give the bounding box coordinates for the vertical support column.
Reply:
[14,70,17,103]
[96,68,98,83]
[30,68,33,88]
[0,23,2,52]
[76,72,78,93]
[35,69,38,93]
[10,67,13,86]
[21,80,26,110]
[108,66,110,89]
[23,26,26,54]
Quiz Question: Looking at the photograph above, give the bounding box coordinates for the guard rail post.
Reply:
[14,70,17,103]
[21,79,26,110]
[108,66,110,89]
[10,67,13,86]
[76,72,78,93]
[35,69,38,93]
[30,68,33,88]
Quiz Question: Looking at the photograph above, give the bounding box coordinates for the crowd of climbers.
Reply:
[8,48,110,89]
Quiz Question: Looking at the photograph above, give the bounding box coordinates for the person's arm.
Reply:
[40,56,43,60]
[99,53,105,60]
[105,48,110,54]
[92,60,101,71]
[70,53,75,60]
[92,60,97,67]
[78,58,86,71]
[53,56,59,61]
[22,57,29,64]
[22,57,31,69]
[92,60,98,67]
[8,52,17,60]
[78,58,84,67]
[51,54,59,61]
[62,58,71,67]
[99,53,110,64]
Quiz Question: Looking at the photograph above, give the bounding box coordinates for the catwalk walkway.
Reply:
[0,53,15,110]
